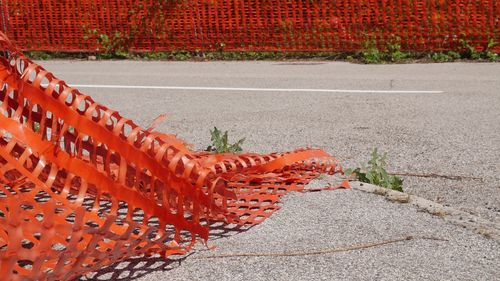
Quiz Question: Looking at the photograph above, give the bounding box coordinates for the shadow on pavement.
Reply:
[79,222,250,280]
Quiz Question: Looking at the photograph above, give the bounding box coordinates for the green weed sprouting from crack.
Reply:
[206,127,245,153]
[345,148,403,192]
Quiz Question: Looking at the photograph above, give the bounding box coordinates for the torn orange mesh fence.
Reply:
[0,32,347,280]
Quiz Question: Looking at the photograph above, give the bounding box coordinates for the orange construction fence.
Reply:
[0,31,348,280]
[0,0,499,53]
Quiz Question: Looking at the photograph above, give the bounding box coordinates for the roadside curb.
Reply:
[349,181,500,241]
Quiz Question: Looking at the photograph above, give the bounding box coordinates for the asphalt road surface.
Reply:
[38,60,499,281]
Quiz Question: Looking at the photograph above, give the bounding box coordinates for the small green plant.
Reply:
[386,37,409,62]
[173,51,192,60]
[458,38,499,61]
[345,148,403,192]
[361,40,383,64]
[206,127,245,153]
[84,29,132,58]
[460,39,482,60]
[484,39,499,61]
[25,51,53,60]
[430,51,461,62]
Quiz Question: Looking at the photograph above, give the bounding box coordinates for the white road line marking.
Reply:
[70,84,444,94]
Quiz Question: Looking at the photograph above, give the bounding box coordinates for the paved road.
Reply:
[38,60,500,280]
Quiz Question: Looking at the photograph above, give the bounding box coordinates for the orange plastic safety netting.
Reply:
[1,0,500,53]
[0,32,347,280]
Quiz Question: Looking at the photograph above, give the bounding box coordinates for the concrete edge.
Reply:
[349,181,500,241]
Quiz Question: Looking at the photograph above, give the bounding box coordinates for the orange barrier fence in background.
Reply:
[0,0,499,53]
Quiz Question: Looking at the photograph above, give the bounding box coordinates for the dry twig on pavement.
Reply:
[195,236,448,259]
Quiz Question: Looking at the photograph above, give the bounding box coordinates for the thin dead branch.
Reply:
[195,236,448,259]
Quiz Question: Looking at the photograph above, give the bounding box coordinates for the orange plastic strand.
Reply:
[0,32,347,280]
